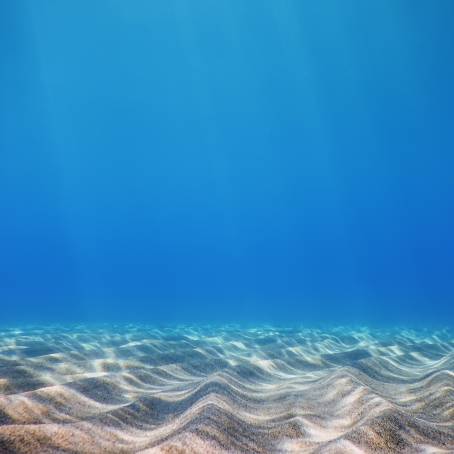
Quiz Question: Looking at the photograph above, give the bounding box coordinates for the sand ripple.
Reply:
[0,325,452,453]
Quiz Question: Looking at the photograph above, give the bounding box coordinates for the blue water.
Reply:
[1,1,454,327]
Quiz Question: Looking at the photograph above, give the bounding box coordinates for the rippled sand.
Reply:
[0,325,452,453]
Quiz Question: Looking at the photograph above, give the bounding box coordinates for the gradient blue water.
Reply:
[1,1,454,327]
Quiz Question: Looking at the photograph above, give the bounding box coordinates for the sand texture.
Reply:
[0,325,452,453]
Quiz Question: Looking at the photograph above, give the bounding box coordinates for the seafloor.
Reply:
[0,325,452,453]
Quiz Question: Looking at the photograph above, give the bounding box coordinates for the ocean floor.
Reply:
[0,325,452,453]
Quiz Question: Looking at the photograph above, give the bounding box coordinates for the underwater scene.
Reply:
[1,1,454,453]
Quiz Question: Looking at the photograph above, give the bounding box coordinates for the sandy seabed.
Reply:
[0,325,452,453]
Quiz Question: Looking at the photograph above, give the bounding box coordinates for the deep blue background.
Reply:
[1,1,453,326]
